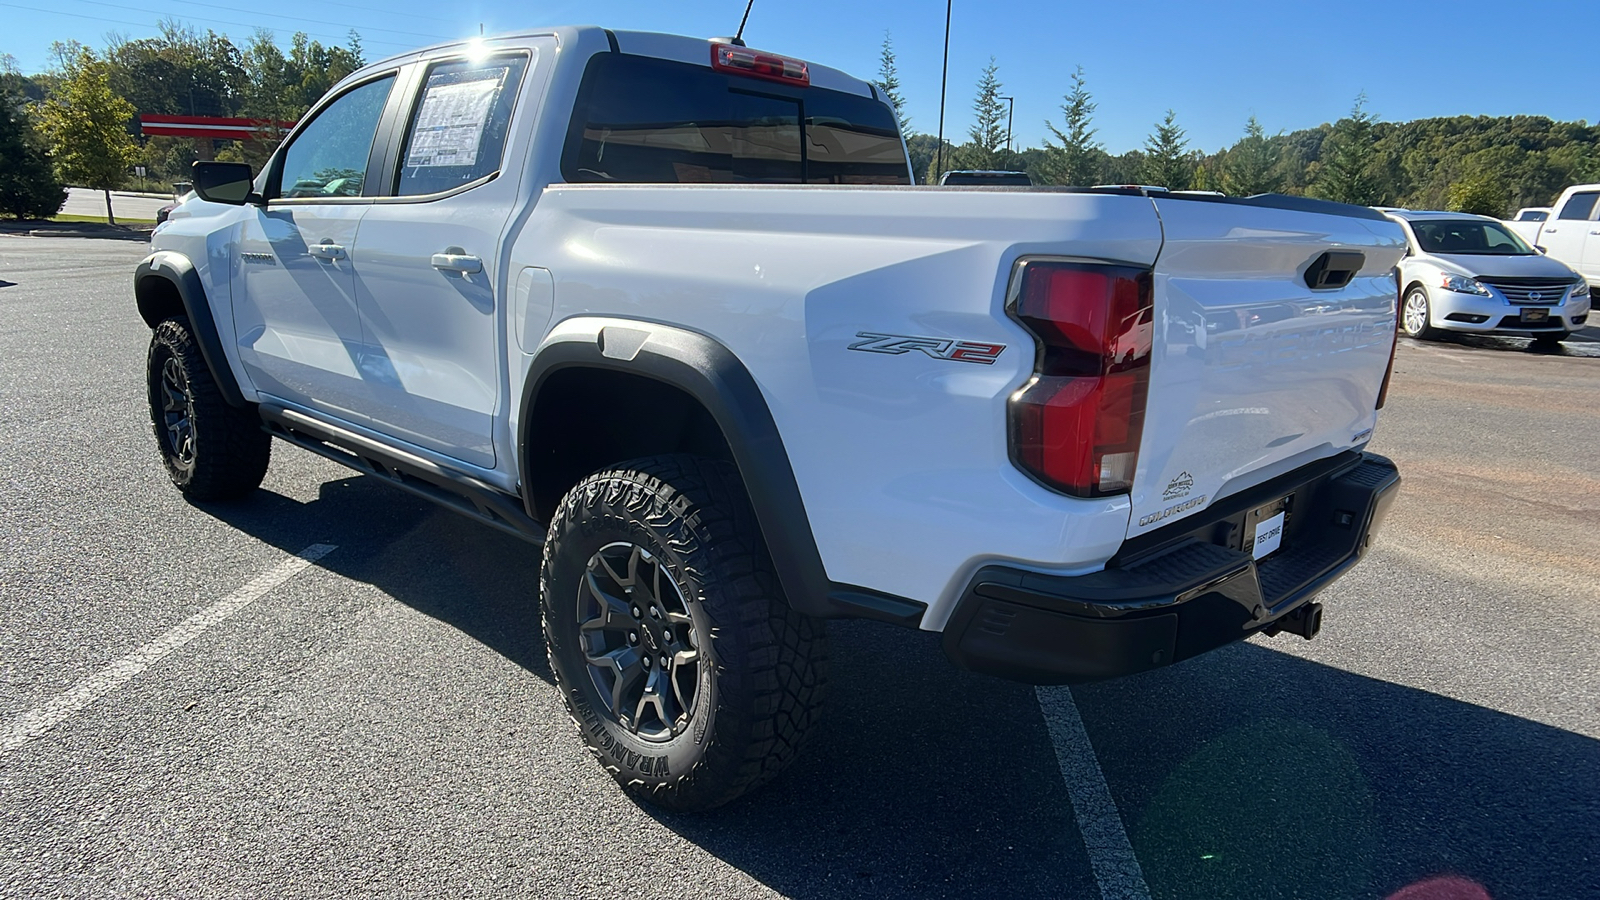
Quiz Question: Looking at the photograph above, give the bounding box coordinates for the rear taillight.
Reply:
[710,44,810,86]
[1376,269,1401,409]
[1008,261,1154,497]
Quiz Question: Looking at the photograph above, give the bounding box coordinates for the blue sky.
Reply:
[4,0,1597,153]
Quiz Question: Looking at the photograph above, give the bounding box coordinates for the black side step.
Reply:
[259,403,545,544]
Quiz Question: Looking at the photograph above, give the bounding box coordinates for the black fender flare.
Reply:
[134,253,247,408]
[518,320,925,626]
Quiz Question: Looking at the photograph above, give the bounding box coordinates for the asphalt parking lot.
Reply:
[1,238,1596,900]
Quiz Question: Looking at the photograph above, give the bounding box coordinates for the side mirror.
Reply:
[1535,245,1548,254]
[191,162,257,205]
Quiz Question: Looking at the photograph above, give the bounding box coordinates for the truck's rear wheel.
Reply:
[541,454,827,812]
[146,318,271,500]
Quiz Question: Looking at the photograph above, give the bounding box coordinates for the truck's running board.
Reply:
[259,403,545,545]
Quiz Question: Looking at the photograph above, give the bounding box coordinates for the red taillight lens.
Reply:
[1008,261,1154,497]
[710,44,810,86]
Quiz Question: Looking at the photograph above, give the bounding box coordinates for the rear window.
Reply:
[561,53,909,186]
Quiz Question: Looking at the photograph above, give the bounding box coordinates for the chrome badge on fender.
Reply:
[849,331,1006,365]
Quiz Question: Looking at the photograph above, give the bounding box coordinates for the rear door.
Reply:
[346,47,542,469]
[1126,197,1405,538]
[232,72,398,420]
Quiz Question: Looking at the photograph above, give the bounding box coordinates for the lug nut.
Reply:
[628,632,638,644]
[631,606,642,619]
[649,607,661,619]
[659,655,669,668]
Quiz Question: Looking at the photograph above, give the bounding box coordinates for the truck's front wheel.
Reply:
[541,455,828,812]
[146,318,271,500]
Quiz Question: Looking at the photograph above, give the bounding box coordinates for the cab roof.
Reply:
[354,25,877,98]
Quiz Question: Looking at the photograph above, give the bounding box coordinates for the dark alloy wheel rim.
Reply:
[577,542,701,742]
[159,356,196,467]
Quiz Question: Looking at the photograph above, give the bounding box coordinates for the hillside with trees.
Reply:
[879,36,1600,216]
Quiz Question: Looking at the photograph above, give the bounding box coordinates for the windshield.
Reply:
[1411,219,1535,256]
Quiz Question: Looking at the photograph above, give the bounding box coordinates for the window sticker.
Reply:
[404,69,507,168]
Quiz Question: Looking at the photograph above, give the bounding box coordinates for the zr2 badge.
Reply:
[849,332,1006,365]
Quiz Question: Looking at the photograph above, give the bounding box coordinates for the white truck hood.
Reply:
[1126,197,1406,538]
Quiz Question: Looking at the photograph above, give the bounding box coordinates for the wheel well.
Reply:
[1403,280,1426,299]
[135,274,186,328]
[524,367,734,522]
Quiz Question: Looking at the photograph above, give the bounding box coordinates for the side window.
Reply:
[277,75,396,199]
[394,54,530,197]
[1556,192,1598,221]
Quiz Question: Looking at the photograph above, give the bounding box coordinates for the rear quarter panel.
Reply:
[510,186,1162,626]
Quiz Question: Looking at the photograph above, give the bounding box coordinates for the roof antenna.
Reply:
[731,0,754,46]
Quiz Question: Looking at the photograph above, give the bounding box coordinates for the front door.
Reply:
[1539,189,1597,274]
[347,50,537,470]
[232,73,397,422]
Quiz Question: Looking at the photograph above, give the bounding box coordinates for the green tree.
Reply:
[957,58,1008,171]
[35,50,139,224]
[1313,94,1384,205]
[234,29,366,169]
[0,93,66,219]
[1447,174,1510,218]
[1041,66,1100,186]
[1221,115,1282,196]
[1141,109,1191,190]
[875,31,910,135]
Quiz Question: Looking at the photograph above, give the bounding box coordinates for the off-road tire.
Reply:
[146,317,271,500]
[1401,286,1440,340]
[541,454,828,812]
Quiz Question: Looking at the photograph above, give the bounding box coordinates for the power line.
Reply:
[159,0,442,40]
[11,0,416,51]
[60,0,426,45]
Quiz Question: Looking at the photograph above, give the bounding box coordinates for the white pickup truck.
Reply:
[136,26,1403,810]
[1505,184,1600,286]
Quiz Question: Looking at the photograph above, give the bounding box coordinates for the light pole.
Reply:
[999,95,1014,154]
[934,0,951,183]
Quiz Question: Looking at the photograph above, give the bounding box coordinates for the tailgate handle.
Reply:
[1305,250,1365,290]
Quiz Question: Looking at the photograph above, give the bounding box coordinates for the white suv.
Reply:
[1387,209,1590,344]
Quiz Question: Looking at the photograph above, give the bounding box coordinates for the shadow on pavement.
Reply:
[1074,640,1600,900]
[195,473,1599,900]
[1412,322,1600,356]
[193,474,551,682]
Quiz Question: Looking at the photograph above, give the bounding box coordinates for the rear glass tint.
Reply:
[562,53,908,185]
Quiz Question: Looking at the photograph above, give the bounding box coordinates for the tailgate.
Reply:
[1127,197,1405,538]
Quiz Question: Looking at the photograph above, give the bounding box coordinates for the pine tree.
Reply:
[35,49,139,224]
[961,58,1007,171]
[875,31,910,135]
[1313,93,1383,205]
[1042,66,1100,186]
[0,96,66,219]
[1141,109,1191,190]
[1221,115,1282,196]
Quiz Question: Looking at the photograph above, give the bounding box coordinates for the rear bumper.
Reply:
[942,451,1400,684]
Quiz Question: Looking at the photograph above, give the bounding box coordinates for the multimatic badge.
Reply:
[848,332,1005,365]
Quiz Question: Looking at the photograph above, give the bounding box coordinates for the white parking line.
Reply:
[1036,685,1154,900]
[1,543,336,754]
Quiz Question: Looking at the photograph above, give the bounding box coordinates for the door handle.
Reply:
[431,248,482,274]
[1545,228,1559,233]
[308,241,345,261]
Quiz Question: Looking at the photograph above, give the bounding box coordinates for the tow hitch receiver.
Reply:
[1265,601,1323,640]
